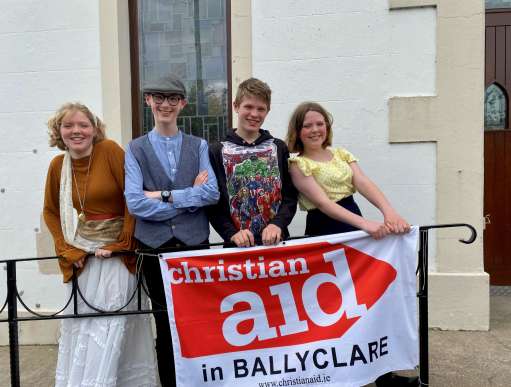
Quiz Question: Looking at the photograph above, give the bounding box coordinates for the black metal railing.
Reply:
[0,224,477,387]
[416,223,476,386]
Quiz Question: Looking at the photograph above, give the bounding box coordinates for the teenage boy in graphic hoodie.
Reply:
[208,77,297,247]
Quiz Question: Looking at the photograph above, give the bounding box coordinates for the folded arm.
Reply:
[170,140,220,209]
[124,144,186,221]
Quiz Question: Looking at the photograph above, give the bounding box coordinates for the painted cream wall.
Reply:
[233,0,487,330]
[1,0,134,346]
[229,0,253,138]
[388,0,488,330]
[251,1,436,241]
[98,0,133,148]
[0,0,104,344]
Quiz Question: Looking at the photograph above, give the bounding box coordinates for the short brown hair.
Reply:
[286,102,333,154]
[47,102,106,151]
[234,78,272,110]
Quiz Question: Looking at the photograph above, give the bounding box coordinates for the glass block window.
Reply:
[137,0,229,142]
[485,83,507,130]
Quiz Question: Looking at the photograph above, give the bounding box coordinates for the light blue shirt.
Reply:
[125,129,219,222]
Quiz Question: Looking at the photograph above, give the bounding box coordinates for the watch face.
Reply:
[161,190,171,202]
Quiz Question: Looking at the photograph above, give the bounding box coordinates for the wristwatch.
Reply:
[161,190,171,203]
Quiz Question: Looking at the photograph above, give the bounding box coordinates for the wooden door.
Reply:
[484,9,511,285]
[484,132,511,284]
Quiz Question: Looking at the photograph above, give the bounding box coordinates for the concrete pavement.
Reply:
[1,295,510,386]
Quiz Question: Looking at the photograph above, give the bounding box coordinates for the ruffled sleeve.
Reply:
[335,148,358,163]
[288,155,318,176]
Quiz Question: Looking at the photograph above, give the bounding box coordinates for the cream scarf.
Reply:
[59,151,100,253]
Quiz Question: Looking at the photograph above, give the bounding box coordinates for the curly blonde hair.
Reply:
[47,102,106,150]
[286,102,333,154]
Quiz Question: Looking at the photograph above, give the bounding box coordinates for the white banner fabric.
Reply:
[160,228,419,387]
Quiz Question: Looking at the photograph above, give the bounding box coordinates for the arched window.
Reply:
[485,83,507,130]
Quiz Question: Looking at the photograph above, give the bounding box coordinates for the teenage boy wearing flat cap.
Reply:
[124,74,219,386]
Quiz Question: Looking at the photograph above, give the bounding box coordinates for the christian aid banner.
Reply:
[160,228,419,387]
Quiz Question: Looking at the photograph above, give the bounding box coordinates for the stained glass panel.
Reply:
[485,83,507,130]
[137,0,229,140]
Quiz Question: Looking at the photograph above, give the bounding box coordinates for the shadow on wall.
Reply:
[36,214,59,275]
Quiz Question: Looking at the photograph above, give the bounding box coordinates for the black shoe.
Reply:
[375,372,419,387]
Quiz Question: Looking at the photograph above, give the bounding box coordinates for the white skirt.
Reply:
[55,257,158,387]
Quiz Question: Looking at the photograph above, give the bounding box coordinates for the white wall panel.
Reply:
[0,0,102,310]
[252,2,437,241]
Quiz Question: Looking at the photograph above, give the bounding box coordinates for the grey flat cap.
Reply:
[143,74,187,98]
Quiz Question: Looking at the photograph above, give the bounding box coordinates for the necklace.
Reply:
[71,149,94,222]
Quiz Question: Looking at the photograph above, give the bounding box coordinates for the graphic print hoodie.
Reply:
[208,129,297,244]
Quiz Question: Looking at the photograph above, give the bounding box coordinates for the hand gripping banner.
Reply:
[159,228,419,387]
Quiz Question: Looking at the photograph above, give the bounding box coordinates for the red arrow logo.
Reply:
[165,241,397,358]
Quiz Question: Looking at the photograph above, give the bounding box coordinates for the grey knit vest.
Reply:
[129,133,209,248]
